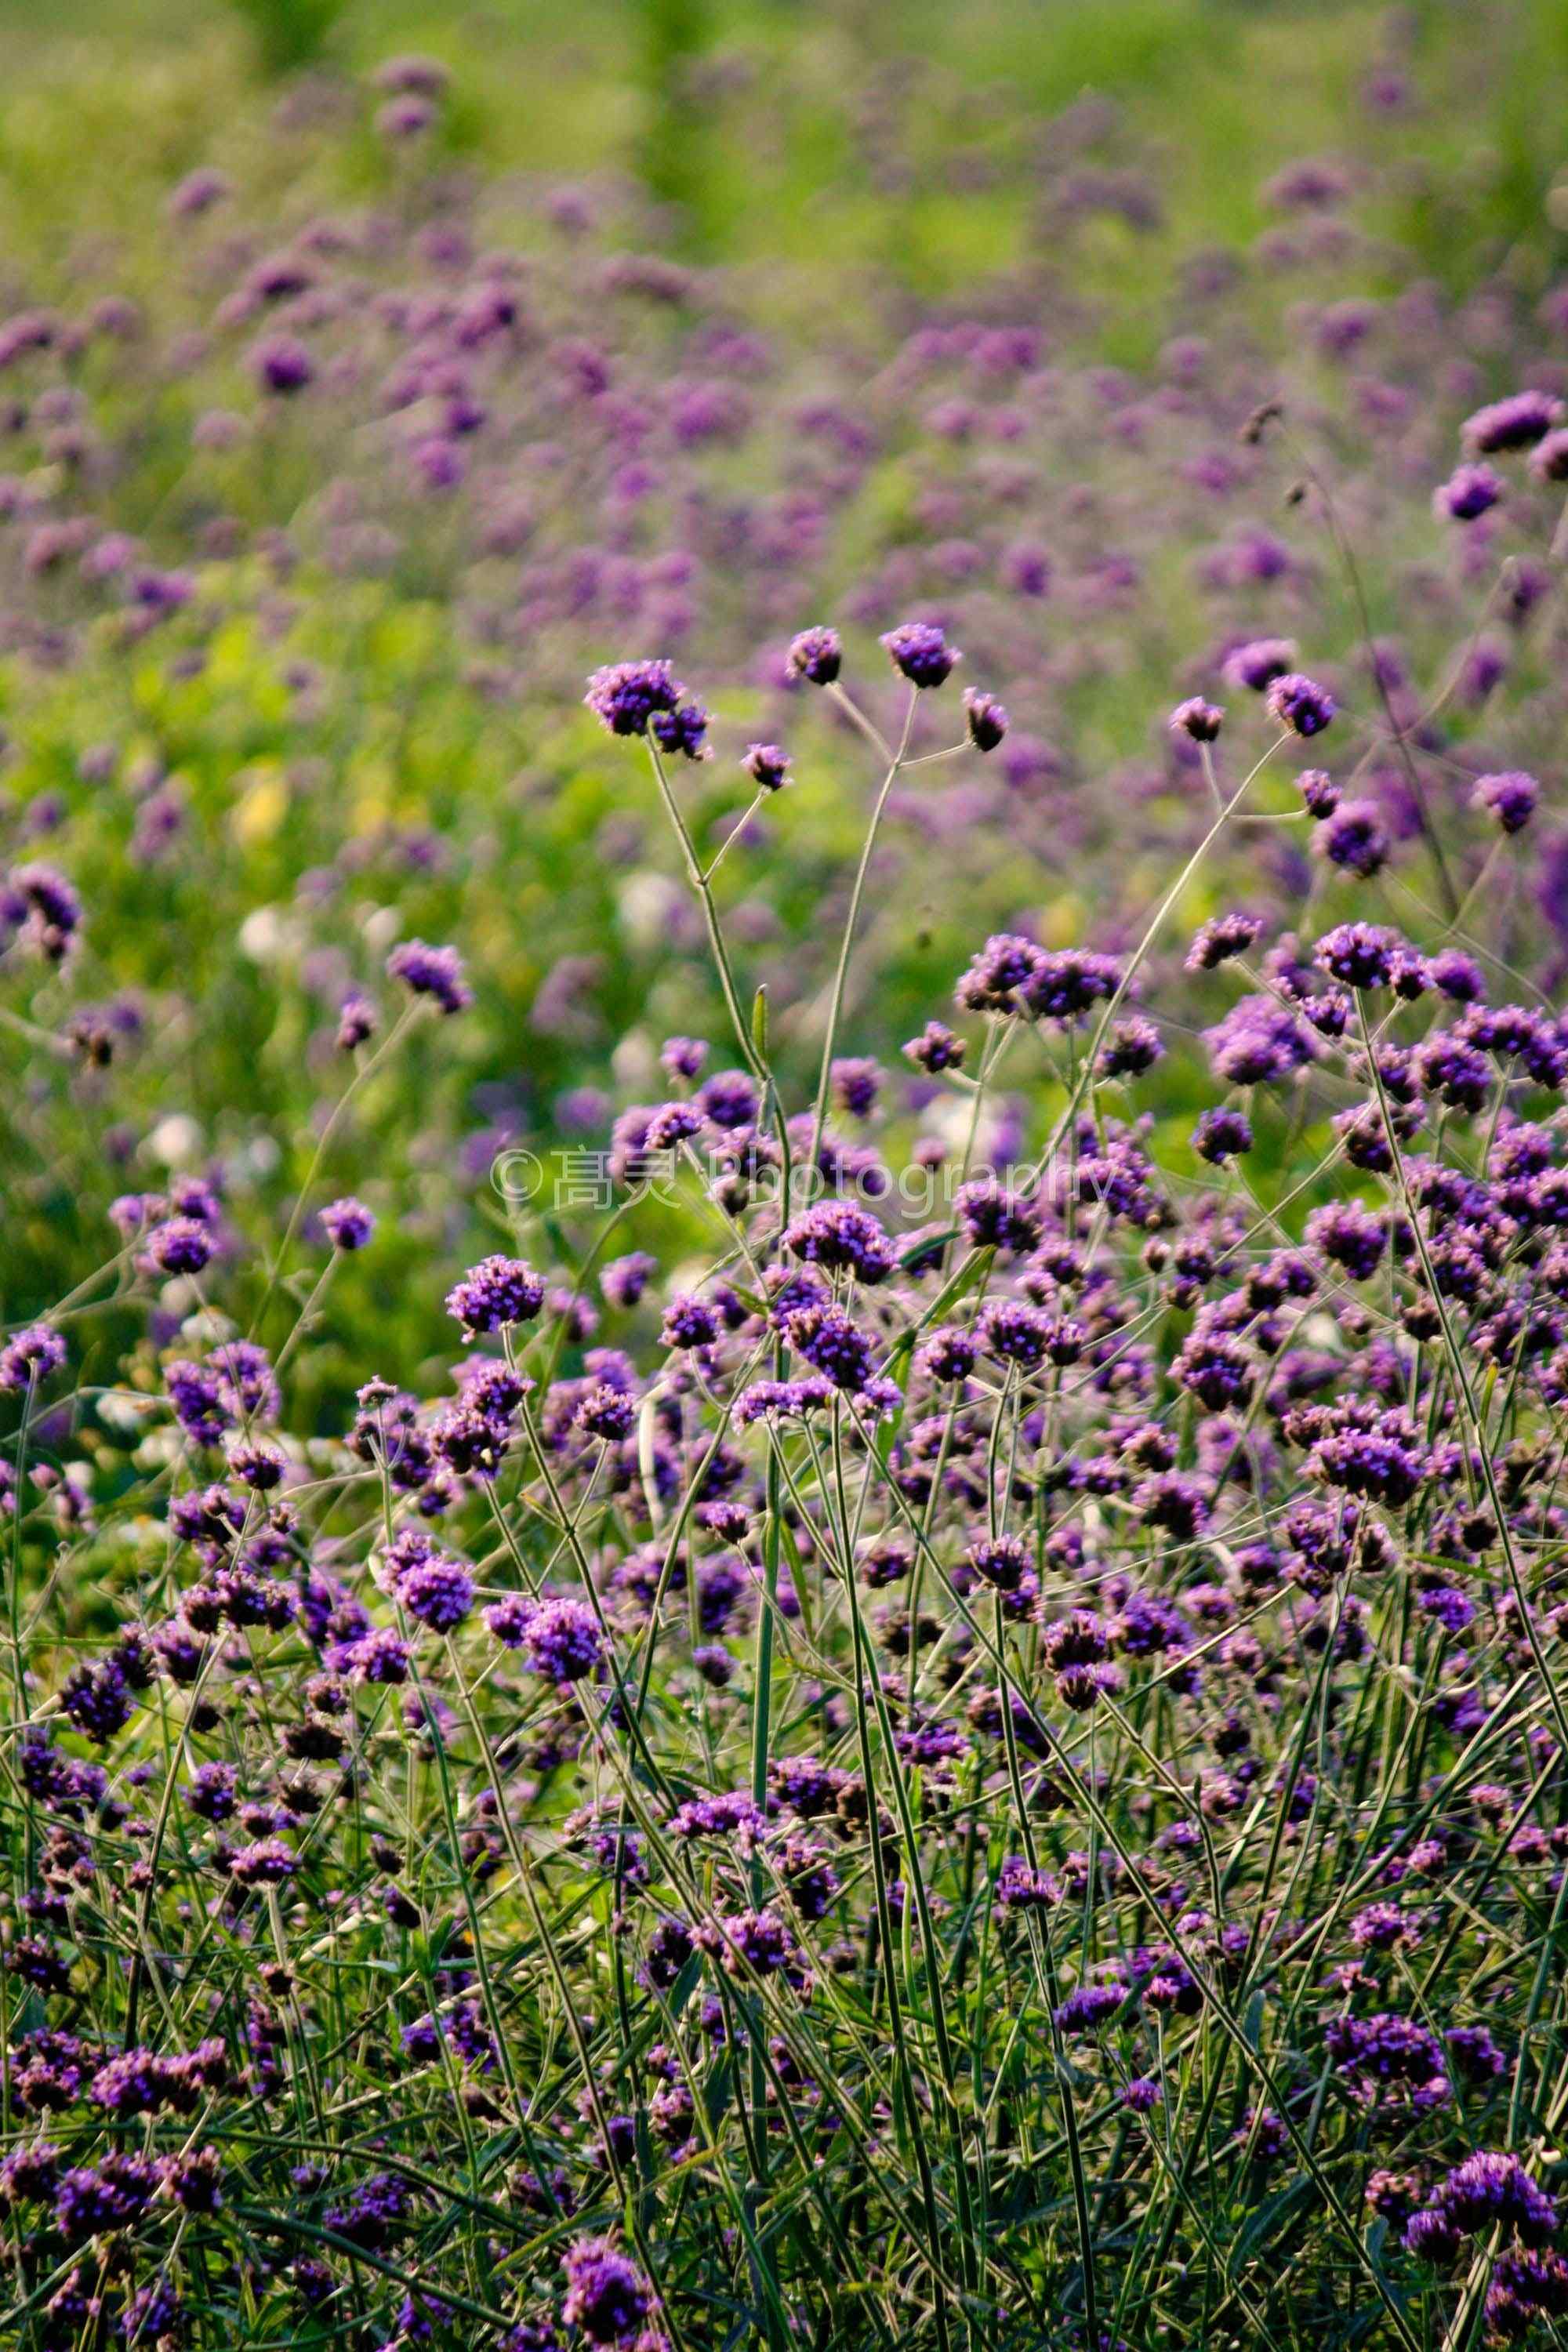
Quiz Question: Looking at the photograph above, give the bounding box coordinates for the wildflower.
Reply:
[149,1215,212,1275]
[395,1555,474,1631]
[602,1252,659,1308]
[1192,1105,1253,1164]
[387,939,470,1014]
[786,626,841,684]
[742,742,790,789]
[650,698,710,760]
[1223,637,1296,691]
[1204,995,1314,1085]
[0,1323,66,1392]
[321,1196,375,1250]
[561,2239,651,2343]
[523,1598,602,1684]
[446,1255,546,1334]
[880,621,960,688]
[1171,696,1224,740]
[963,687,1009,749]
[782,1200,896,1282]
[1473,769,1539,833]
[576,1382,637,1439]
[227,1838,299,1885]
[336,991,378,1050]
[1265,671,1335,736]
[1099,1014,1163,1076]
[250,335,314,394]
[1461,389,1563,452]
[1305,1200,1387,1279]
[1313,921,1403,989]
[1186,910,1261,971]
[1435,462,1504,520]
[7,863,82,960]
[1315,798,1389,877]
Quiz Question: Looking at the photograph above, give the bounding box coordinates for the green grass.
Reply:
[0,0,1563,293]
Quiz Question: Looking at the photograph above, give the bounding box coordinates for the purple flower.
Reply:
[1436,462,1504,521]
[336,991,377,1051]
[1055,1980,1127,2033]
[1428,949,1486,1003]
[1204,995,1314,1085]
[1025,949,1122,1024]
[742,742,791,790]
[387,939,470,1014]
[1486,2250,1568,2337]
[786,1303,876,1391]
[169,167,230,218]
[1448,2024,1508,2083]
[880,621,960,688]
[1186,910,1260,971]
[830,1055,882,1116]
[963,687,1009,750]
[321,1196,375,1250]
[523,1596,602,1683]
[1223,637,1296,691]
[1408,2152,1558,2255]
[955,1179,1040,1254]
[576,1381,637,1439]
[1265,671,1335,737]
[1461,389,1563,453]
[904,1019,966,1072]
[446,1254,546,1334]
[782,1200,896,1282]
[0,2140,60,2204]
[1305,1200,1387,1280]
[0,1323,66,1392]
[1473,770,1540,834]
[1099,1014,1163,1076]
[649,698,710,761]
[956,931,1046,1014]
[979,1298,1051,1369]
[561,2238,651,2343]
[967,1534,1031,1592]
[601,1251,659,1308]
[1171,696,1224,741]
[915,1324,978,1383]
[661,1294,719,1349]
[375,53,451,95]
[702,1904,803,1979]
[149,1215,212,1275]
[61,1654,138,1744]
[395,1555,474,1632]
[786,626,841,685]
[1298,768,1341,817]
[55,2154,158,2241]
[996,1857,1063,1909]
[250,336,314,394]
[1192,1107,1253,1164]
[1315,798,1389,877]
[227,1837,299,1885]
[1312,921,1402,989]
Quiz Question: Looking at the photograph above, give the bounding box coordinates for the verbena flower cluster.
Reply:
[4,22,1568,2352]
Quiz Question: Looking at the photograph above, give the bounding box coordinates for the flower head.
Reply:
[1265,671,1336,737]
[880,622,960,688]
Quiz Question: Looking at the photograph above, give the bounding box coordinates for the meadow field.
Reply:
[5,1,1568,2344]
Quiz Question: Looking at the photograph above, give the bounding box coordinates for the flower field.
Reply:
[6,2,1568,2346]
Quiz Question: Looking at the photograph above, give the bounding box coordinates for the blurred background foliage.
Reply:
[2,0,1567,1421]
[0,0,1565,289]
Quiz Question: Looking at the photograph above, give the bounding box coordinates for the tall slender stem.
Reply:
[804,687,917,1200]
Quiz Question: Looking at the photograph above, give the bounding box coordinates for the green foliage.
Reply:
[227,0,347,76]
